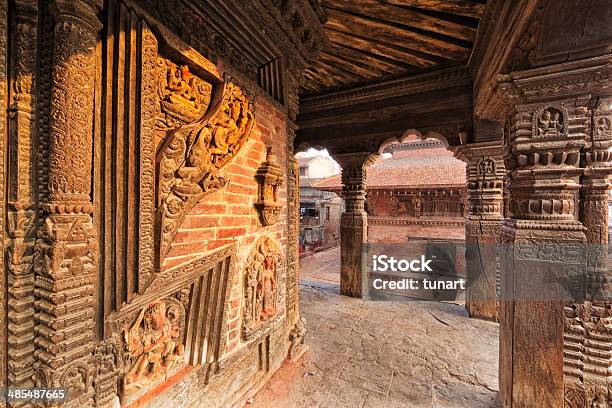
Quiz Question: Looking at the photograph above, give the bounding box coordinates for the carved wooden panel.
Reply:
[105,243,236,405]
[94,2,158,325]
[0,0,7,391]
[94,0,253,326]
[243,236,282,340]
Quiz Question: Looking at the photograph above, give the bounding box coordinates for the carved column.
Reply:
[564,98,612,407]
[0,0,8,392]
[33,1,101,406]
[7,1,38,400]
[335,152,378,298]
[286,65,307,358]
[453,141,505,322]
[500,92,590,407]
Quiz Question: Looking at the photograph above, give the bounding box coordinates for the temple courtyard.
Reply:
[250,248,500,408]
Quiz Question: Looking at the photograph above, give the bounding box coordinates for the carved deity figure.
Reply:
[157,58,212,130]
[258,249,278,318]
[243,237,281,338]
[124,301,185,388]
[537,108,563,136]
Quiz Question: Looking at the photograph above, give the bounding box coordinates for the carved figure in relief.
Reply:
[124,300,185,389]
[259,247,278,317]
[156,78,254,261]
[157,58,212,130]
[243,237,281,338]
[288,317,307,359]
[537,107,564,136]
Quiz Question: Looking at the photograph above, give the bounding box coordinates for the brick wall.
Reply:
[163,96,288,354]
[368,223,465,243]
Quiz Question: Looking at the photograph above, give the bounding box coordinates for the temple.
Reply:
[0,0,610,407]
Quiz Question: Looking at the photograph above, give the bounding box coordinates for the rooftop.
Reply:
[313,142,466,190]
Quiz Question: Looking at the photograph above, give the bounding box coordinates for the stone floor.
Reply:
[249,247,500,408]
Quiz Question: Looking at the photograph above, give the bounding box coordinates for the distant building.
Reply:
[313,139,467,243]
[297,155,342,251]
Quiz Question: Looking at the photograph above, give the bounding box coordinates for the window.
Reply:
[326,206,330,221]
[299,167,306,176]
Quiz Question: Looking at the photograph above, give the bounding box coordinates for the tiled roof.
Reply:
[314,148,466,190]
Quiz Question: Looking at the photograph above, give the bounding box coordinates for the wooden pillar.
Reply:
[335,152,378,298]
[453,142,505,322]
[33,1,101,406]
[563,98,612,406]
[6,0,39,397]
[500,94,590,407]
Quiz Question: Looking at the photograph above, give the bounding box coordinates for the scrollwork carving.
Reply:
[157,81,254,261]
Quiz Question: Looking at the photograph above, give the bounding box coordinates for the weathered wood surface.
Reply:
[302,0,485,94]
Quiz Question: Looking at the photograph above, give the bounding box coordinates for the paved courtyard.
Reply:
[250,247,500,408]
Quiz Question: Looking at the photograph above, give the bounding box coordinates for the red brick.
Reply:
[181,216,218,229]
[225,163,255,178]
[192,202,227,214]
[217,215,251,227]
[174,228,215,242]
[227,183,256,196]
[230,205,254,215]
[166,241,207,258]
[208,239,235,250]
[231,298,240,308]
[217,227,247,239]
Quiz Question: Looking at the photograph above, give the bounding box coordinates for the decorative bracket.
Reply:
[254,146,284,226]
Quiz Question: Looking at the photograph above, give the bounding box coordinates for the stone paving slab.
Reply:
[248,249,500,408]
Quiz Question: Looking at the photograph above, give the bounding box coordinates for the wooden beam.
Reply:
[382,0,486,19]
[328,42,409,75]
[313,59,367,83]
[324,7,471,61]
[326,0,477,42]
[308,63,356,88]
[328,29,443,67]
[303,67,337,88]
[319,51,385,80]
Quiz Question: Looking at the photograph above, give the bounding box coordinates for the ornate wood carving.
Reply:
[123,298,186,394]
[156,80,254,262]
[287,316,306,360]
[0,0,7,392]
[255,146,284,226]
[7,0,38,395]
[32,2,102,406]
[285,154,300,323]
[103,243,236,405]
[243,236,282,340]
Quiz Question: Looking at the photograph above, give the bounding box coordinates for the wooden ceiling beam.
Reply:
[303,67,337,88]
[326,0,477,42]
[318,51,382,80]
[307,63,356,88]
[313,59,367,83]
[382,0,486,19]
[324,8,471,60]
[327,44,405,76]
[328,29,442,68]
